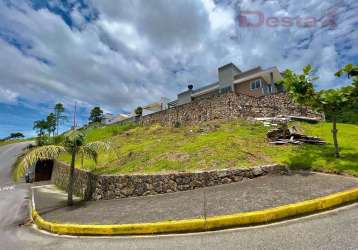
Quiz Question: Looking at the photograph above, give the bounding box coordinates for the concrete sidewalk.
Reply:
[32,172,358,225]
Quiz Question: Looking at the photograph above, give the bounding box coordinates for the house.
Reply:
[112,114,130,123]
[171,63,284,106]
[102,113,114,125]
[102,113,130,125]
[142,97,170,116]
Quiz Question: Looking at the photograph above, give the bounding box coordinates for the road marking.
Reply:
[0,185,15,192]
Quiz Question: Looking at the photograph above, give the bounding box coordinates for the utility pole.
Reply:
[73,101,77,130]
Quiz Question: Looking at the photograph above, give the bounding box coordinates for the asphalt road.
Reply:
[0,142,357,250]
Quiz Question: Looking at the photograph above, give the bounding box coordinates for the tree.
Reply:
[47,113,56,137]
[54,103,66,136]
[280,64,357,158]
[134,106,143,116]
[89,107,104,124]
[335,64,358,102]
[19,131,109,206]
[33,119,49,137]
[10,132,25,139]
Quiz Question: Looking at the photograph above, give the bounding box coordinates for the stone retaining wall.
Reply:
[51,161,289,201]
[140,92,322,127]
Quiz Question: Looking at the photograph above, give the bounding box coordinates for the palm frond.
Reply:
[85,141,111,152]
[12,151,28,182]
[14,145,66,181]
[79,146,98,164]
[79,141,110,165]
[23,145,66,168]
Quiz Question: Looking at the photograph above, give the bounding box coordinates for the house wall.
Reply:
[218,64,241,92]
[51,160,289,201]
[177,90,192,106]
[140,92,322,127]
[234,76,268,97]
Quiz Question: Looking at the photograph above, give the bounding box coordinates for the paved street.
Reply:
[0,142,357,250]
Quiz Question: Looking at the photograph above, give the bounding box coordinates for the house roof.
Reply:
[234,66,262,80]
[143,102,162,111]
[218,63,242,72]
[191,81,219,97]
[233,66,281,84]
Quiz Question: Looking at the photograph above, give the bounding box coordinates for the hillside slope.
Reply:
[60,119,358,176]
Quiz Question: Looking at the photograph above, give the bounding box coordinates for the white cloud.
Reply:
[0,88,18,103]
[0,0,356,114]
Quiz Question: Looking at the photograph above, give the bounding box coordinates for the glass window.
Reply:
[220,86,232,94]
[255,79,261,88]
[250,79,262,91]
[251,82,256,90]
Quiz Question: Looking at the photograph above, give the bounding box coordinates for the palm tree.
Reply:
[18,131,109,206]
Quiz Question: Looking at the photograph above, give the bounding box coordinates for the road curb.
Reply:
[31,187,358,236]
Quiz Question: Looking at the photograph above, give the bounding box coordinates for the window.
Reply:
[267,84,272,93]
[250,79,261,90]
[220,86,232,94]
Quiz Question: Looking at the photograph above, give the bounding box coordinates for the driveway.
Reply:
[0,142,357,250]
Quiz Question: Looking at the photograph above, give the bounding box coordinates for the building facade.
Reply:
[173,63,284,106]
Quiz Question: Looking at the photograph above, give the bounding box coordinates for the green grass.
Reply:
[59,119,358,176]
[0,138,34,147]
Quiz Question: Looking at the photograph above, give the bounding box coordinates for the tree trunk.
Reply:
[67,151,76,206]
[332,116,340,158]
[56,115,59,136]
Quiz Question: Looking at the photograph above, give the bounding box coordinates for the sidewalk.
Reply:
[32,172,358,226]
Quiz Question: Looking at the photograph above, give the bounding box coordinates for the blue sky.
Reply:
[0,0,357,138]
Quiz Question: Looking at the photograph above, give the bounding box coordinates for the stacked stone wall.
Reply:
[52,161,288,201]
[141,93,322,127]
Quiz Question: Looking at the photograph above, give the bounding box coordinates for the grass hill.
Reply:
[59,119,358,176]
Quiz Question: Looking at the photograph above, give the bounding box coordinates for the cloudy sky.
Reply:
[0,0,357,137]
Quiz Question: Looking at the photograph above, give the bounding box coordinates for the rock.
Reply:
[222,178,232,184]
[120,185,135,196]
[231,175,243,182]
[252,167,264,176]
[218,170,229,178]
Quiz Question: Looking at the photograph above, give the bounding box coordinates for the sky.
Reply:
[0,0,357,138]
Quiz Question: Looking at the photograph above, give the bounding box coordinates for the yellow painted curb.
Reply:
[31,187,358,236]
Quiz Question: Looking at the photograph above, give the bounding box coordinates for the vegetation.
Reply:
[280,64,358,158]
[1,132,25,141]
[89,106,104,124]
[16,130,109,206]
[54,103,66,135]
[46,113,56,136]
[134,106,143,116]
[0,132,28,146]
[58,120,358,176]
[326,103,358,125]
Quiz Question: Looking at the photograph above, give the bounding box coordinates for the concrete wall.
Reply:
[140,92,322,127]
[218,64,241,92]
[177,90,193,106]
[51,161,289,201]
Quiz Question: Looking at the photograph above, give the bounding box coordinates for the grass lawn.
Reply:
[59,119,358,176]
[0,138,32,147]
